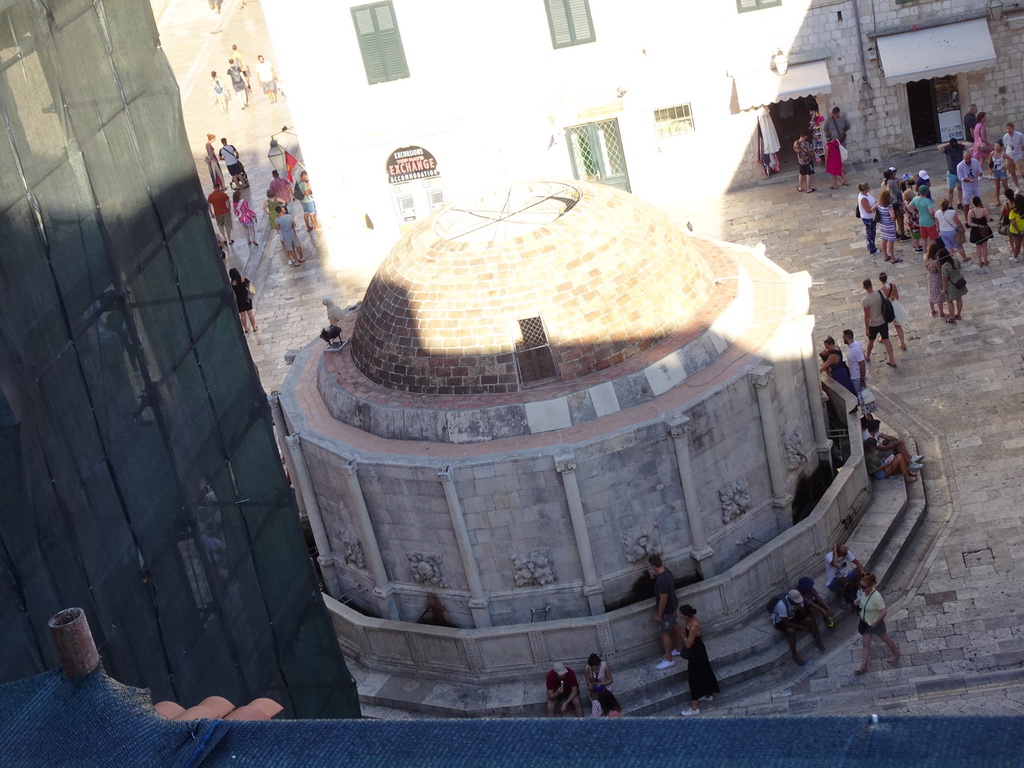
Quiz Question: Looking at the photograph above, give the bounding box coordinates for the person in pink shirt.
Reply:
[232,189,258,247]
[972,112,992,169]
[268,170,293,203]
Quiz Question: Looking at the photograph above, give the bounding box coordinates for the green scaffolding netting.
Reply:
[0,0,357,719]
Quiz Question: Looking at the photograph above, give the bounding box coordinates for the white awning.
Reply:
[733,60,832,111]
[877,19,996,85]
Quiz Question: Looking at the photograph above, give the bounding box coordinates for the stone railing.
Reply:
[324,379,868,685]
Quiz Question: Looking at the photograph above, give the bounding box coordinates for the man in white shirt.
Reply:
[218,138,243,188]
[255,55,278,104]
[842,329,867,414]
[957,150,983,207]
[825,543,864,605]
[1003,122,1024,190]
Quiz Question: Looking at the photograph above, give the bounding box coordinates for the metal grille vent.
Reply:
[514,317,557,385]
[517,316,548,350]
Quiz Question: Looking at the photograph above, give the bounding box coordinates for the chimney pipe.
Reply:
[48,607,100,678]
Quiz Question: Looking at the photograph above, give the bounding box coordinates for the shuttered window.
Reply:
[352,3,410,84]
[736,0,781,13]
[544,0,596,48]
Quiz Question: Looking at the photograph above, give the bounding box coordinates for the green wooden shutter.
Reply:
[353,7,385,83]
[546,0,572,47]
[567,0,594,44]
[736,0,780,12]
[546,0,595,48]
[373,4,410,82]
[352,3,409,85]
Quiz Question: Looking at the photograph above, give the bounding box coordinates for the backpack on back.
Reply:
[229,68,244,85]
[879,292,895,324]
[212,79,224,95]
[766,594,787,614]
[294,181,304,200]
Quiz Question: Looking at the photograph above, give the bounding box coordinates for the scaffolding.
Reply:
[0,0,357,718]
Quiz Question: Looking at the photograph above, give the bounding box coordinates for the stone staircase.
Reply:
[353,458,927,719]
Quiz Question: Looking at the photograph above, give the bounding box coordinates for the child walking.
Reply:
[233,190,258,247]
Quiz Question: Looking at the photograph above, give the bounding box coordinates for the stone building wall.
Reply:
[297,353,818,629]
[780,0,1022,172]
[265,0,1020,246]
[321,380,868,686]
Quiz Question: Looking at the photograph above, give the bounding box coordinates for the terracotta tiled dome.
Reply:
[351,181,717,395]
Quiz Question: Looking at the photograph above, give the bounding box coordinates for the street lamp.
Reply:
[267,138,286,174]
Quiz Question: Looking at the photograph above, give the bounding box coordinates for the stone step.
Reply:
[353,474,917,719]
[623,608,860,716]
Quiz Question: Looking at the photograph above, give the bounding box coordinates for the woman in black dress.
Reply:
[229,268,257,333]
[679,604,719,716]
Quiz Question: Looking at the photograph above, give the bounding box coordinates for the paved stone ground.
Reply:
[668,179,1024,717]
[157,0,376,395]
[157,0,1024,716]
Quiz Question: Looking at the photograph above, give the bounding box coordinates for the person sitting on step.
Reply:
[861,417,923,470]
[770,589,826,667]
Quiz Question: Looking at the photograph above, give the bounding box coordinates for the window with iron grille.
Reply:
[544,0,596,48]
[352,2,410,84]
[736,0,781,12]
[654,103,696,137]
[515,316,558,385]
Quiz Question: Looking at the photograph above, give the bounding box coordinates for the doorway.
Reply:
[907,75,961,147]
[769,95,819,172]
[565,119,631,192]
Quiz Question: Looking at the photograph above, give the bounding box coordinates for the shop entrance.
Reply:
[769,96,819,172]
[907,75,961,147]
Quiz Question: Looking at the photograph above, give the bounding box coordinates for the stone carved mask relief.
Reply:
[341,530,366,570]
[621,522,662,564]
[719,477,752,523]
[785,428,806,471]
[407,552,450,588]
[510,549,557,587]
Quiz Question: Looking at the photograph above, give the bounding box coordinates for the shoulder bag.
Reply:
[857,592,876,635]
[951,264,967,290]
[952,212,966,245]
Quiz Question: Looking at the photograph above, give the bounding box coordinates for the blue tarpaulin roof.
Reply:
[1,667,1023,767]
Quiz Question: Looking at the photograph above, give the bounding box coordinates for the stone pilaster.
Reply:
[664,412,716,577]
[749,366,794,531]
[554,449,604,615]
[797,316,833,464]
[284,435,339,595]
[438,466,492,628]
[270,394,305,519]
[340,459,399,621]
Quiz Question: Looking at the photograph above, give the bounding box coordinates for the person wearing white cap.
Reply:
[770,589,826,666]
[957,151,984,209]
[545,662,583,717]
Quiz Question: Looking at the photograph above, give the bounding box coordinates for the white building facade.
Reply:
[263,0,1019,244]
